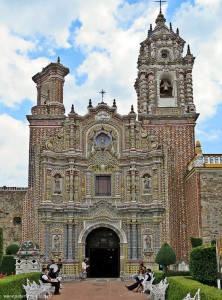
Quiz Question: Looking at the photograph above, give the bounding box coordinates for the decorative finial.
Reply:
[113,99,116,107]
[170,23,172,30]
[130,105,134,113]
[187,45,191,55]
[88,99,93,108]
[195,140,202,154]
[150,24,153,31]
[70,104,75,113]
[155,0,167,13]
[99,89,106,103]
[176,28,179,35]
[57,56,60,63]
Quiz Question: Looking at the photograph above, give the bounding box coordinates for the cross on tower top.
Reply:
[155,0,167,13]
[99,89,106,103]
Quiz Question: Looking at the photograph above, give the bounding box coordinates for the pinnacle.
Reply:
[155,11,166,25]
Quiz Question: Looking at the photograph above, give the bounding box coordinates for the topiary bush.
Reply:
[0,228,3,266]
[155,242,176,272]
[189,244,217,285]
[190,237,203,248]
[0,255,16,275]
[5,243,19,255]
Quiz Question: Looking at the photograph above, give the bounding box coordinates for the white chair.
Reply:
[192,289,200,300]
[22,284,39,300]
[141,276,155,294]
[150,282,169,300]
[39,280,53,298]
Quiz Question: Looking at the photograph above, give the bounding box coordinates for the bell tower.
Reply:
[135,11,196,116]
[32,57,69,116]
[135,10,199,260]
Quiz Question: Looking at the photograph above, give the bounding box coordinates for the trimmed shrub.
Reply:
[0,272,40,298]
[190,237,203,248]
[0,255,16,275]
[152,270,165,284]
[155,242,176,271]
[6,244,19,255]
[165,270,190,277]
[0,228,3,266]
[189,244,217,284]
[166,276,222,300]
[211,240,216,246]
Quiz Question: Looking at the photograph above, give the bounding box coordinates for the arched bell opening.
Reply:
[85,227,120,278]
[160,78,173,97]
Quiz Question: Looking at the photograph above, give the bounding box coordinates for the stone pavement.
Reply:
[53,279,147,300]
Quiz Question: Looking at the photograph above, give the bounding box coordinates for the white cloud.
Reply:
[0,114,29,186]
[173,1,222,121]
[0,25,49,107]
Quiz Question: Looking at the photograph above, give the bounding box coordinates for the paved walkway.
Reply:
[53,279,147,300]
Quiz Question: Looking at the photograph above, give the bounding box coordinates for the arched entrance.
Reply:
[85,227,120,278]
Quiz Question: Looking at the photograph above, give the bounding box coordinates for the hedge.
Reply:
[0,272,40,298]
[165,276,222,300]
[0,255,16,275]
[189,245,217,284]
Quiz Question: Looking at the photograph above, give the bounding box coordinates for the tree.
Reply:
[0,228,3,266]
[5,244,19,255]
[155,242,176,272]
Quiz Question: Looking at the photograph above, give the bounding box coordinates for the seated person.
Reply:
[40,267,61,295]
[125,266,147,292]
[141,268,153,293]
[48,267,57,279]
[133,262,146,282]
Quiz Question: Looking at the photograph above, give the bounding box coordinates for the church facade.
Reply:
[22,11,198,276]
[0,10,218,277]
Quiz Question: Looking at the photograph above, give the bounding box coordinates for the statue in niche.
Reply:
[100,135,106,147]
[160,80,172,97]
[144,235,152,252]
[143,176,151,190]
[52,234,61,252]
[54,175,61,194]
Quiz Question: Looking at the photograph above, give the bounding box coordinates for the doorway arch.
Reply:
[85,227,120,278]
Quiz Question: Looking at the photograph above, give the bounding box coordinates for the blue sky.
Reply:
[0,0,221,186]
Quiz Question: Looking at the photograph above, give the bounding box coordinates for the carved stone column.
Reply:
[74,224,78,259]
[130,119,135,149]
[131,223,137,259]
[127,224,131,259]
[69,170,74,202]
[67,224,73,260]
[85,171,92,200]
[45,224,50,260]
[70,124,74,149]
[114,170,121,198]
[63,224,68,259]
[130,165,136,203]
[137,223,141,259]
[154,223,159,256]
